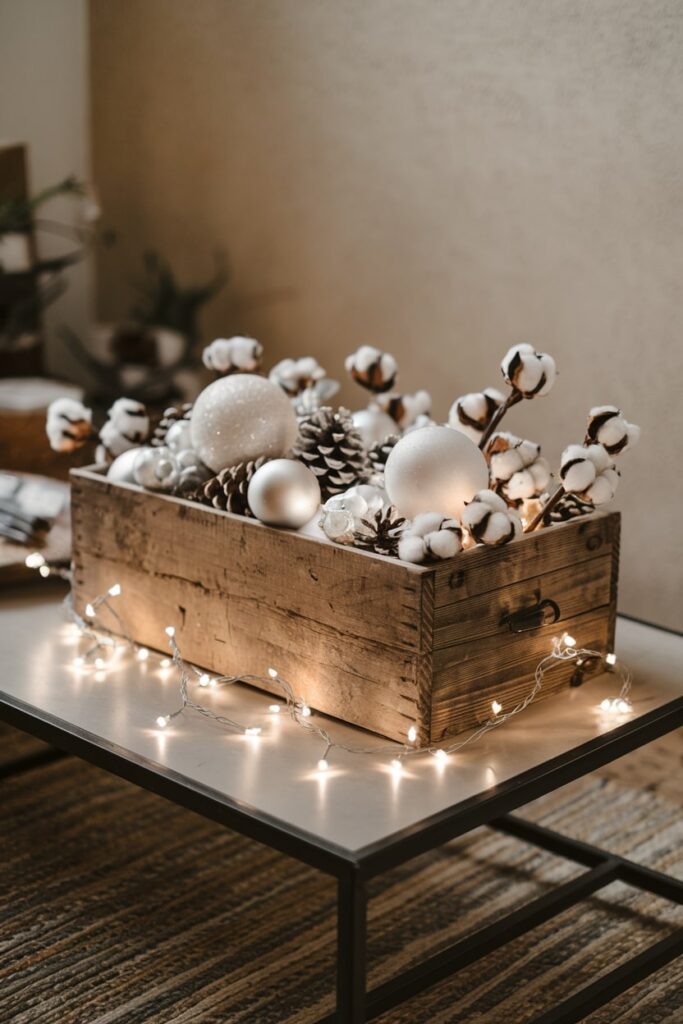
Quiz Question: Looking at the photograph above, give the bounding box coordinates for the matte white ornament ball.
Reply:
[351,408,397,447]
[190,374,299,473]
[133,446,179,491]
[106,447,145,484]
[384,425,488,519]
[247,459,322,528]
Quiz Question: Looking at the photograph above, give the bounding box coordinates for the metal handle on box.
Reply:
[501,597,561,633]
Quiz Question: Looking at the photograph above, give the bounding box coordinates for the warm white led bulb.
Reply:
[317,758,329,772]
[606,652,617,666]
[25,552,45,569]
[95,657,105,669]
[165,626,175,638]
[108,583,122,596]
[160,658,171,668]
[85,603,95,619]
[564,634,576,647]
[390,758,403,775]
[73,656,84,668]
[268,704,281,714]
[301,705,312,718]
[137,647,149,661]
[39,565,50,578]
[434,749,448,762]
[491,700,503,716]
[268,667,278,679]
[156,716,168,728]
[616,699,630,713]
[407,725,417,743]
[600,698,612,711]
[199,674,210,687]
[245,726,261,736]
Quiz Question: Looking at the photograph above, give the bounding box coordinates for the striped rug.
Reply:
[1,725,681,1023]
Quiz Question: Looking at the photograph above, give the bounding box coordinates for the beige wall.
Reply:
[90,0,683,629]
[0,0,90,381]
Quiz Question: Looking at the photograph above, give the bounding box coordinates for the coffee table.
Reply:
[1,589,681,1023]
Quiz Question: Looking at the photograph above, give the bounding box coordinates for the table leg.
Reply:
[336,870,367,1023]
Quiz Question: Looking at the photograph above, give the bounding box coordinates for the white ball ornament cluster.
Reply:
[190,374,299,473]
[384,425,489,520]
[247,459,321,529]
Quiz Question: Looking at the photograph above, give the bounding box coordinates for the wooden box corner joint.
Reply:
[70,466,620,745]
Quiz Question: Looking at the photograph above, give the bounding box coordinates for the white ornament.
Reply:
[165,419,193,453]
[351,408,397,447]
[384,425,489,520]
[190,374,299,473]
[133,446,179,491]
[247,459,321,528]
[106,447,145,484]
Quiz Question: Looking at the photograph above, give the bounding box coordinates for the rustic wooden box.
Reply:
[71,466,619,744]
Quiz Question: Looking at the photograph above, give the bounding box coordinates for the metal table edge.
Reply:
[0,690,359,877]
[352,695,683,877]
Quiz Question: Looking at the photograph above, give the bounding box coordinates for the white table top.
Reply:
[1,589,681,856]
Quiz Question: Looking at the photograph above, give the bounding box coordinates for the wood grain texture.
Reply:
[71,469,619,744]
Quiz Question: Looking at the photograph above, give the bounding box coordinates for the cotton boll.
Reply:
[449,387,505,442]
[398,535,427,563]
[106,398,149,440]
[270,356,326,396]
[501,343,556,398]
[586,443,613,474]
[561,458,596,494]
[410,511,449,537]
[462,489,521,546]
[345,346,398,393]
[46,397,92,452]
[203,336,263,374]
[425,529,461,559]
[374,389,431,429]
[586,406,641,455]
[586,467,620,505]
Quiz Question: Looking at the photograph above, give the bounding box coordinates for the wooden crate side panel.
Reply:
[71,471,427,653]
[433,513,619,608]
[433,555,613,649]
[430,608,611,741]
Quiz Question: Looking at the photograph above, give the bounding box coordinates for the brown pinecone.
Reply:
[199,457,268,515]
[365,434,400,481]
[543,491,594,525]
[353,506,406,558]
[294,406,366,501]
[151,403,193,446]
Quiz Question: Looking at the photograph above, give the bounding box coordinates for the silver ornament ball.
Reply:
[384,425,488,519]
[247,459,321,528]
[106,447,145,484]
[190,373,299,473]
[351,408,397,447]
[165,419,193,453]
[133,446,179,491]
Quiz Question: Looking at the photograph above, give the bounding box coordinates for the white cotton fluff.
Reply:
[462,489,523,546]
[345,345,398,391]
[99,398,149,457]
[448,387,505,442]
[505,460,551,502]
[560,443,619,505]
[501,343,556,398]
[398,513,462,563]
[270,356,326,395]
[46,398,92,453]
[586,406,641,456]
[203,336,262,374]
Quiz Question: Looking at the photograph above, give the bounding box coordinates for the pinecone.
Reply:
[353,506,406,558]
[543,491,594,525]
[151,403,193,447]
[365,434,400,482]
[294,407,366,501]
[199,457,268,515]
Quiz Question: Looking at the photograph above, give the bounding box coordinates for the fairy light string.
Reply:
[26,554,635,774]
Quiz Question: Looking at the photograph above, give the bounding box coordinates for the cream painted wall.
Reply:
[90,0,683,629]
[0,0,90,380]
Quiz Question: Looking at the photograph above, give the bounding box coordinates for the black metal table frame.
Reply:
[2,688,682,1023]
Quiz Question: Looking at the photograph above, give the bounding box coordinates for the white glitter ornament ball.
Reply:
[190,374,299,473]
[106,447,144,484]
[133,446,179,491]
[351,408,397,447]
[247,459,321,528]
[384,425,488,519]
